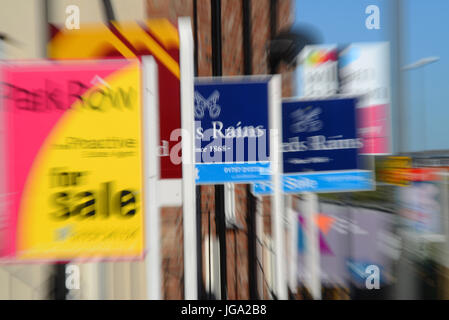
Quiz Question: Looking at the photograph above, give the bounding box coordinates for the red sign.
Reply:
[404,168,442,182]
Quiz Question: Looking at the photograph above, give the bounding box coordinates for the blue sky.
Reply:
[294,0,449,152]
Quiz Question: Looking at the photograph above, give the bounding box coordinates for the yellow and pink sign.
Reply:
[0,59,144,261]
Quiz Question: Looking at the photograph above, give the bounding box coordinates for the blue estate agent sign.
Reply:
[252,96,374,195]
[194,77,272,184]
[282,97,361,173]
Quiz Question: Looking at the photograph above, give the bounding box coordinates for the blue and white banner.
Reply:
[194,77,272,184]
[195,162,271,184]
[252,170,374,195]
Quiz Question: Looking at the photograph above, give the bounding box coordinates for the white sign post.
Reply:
[142,18,196,300]
[179,17,197,300]
[287,197,298,296]
[301,192,321,300]
[269,75,288,300]
[142,56,162,300]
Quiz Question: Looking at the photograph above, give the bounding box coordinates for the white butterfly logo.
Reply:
[194,90,221,119]
[290,106,323,133]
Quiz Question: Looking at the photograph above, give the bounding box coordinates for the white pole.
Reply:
[142,56,161,300]
[178,17,198,300]
[255,194,264,298]
[288,198,298,295]
[302,192,321,299]
[269,75,287,299]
